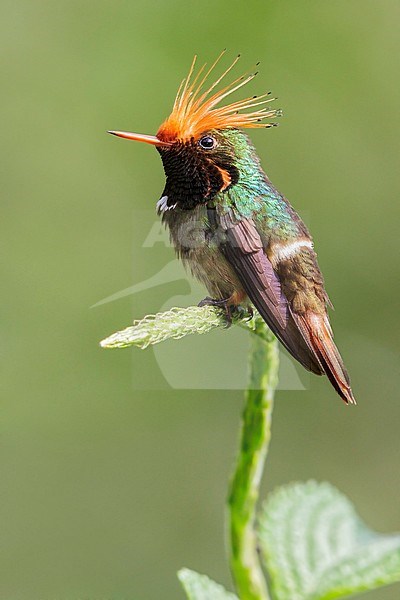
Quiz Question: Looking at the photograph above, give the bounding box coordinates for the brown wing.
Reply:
[214,210,324,375]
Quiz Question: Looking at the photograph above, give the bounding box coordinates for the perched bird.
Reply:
[109,53,356,404]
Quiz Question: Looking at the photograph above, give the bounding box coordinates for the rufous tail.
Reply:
[296,312,356,405]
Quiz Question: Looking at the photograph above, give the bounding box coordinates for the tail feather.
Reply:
[294,312,356,405]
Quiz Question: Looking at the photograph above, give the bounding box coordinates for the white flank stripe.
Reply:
[272,239,313,266]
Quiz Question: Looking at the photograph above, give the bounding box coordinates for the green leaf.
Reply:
[178,568,238,600]
[259,481,400,600]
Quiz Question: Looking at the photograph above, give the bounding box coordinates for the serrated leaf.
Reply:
[259,481,400,600]
[178,568,238,600]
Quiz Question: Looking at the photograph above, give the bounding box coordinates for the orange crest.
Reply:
[156,52,281,143]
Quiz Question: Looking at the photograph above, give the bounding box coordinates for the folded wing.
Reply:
[214,209,355,403]
[215,210,324,375]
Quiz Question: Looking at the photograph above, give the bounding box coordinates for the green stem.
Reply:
[100,306,279,599]
[228,317,279,600]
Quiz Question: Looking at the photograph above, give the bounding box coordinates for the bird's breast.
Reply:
[162,205,242,299]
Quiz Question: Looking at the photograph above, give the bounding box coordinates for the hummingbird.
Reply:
[108,53,356,405]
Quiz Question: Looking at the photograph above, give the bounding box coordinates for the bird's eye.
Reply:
[198,135,216,150]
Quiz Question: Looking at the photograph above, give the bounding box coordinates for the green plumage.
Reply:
[157,128,355,404]
[161,129,313,304]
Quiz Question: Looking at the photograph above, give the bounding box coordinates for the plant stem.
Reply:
[100,306,279,599]
[228,317,279,600]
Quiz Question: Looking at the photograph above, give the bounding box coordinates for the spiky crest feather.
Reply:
[157,52,281,143]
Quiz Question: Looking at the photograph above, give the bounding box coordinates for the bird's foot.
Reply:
[198,296,233,327]
[198,297,253,327]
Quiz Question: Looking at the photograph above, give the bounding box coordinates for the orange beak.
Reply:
[107,130,171,147]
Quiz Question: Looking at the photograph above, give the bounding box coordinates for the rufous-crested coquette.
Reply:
[108,53,356,405]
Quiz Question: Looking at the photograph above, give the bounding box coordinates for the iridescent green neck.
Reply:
[213,129,304,239]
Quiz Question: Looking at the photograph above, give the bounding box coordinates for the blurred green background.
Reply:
[2,1,400,598]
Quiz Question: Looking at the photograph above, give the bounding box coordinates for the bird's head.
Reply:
[109,53,281,210]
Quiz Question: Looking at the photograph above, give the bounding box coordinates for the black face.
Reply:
[157,132,239,210]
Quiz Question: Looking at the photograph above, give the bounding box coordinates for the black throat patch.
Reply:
[157,140,239,210]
